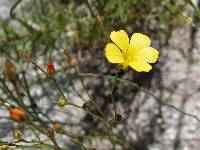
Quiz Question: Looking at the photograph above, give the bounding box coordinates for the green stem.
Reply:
[69,72,200,123]
[75,69,106,119]
[110,75,118,117]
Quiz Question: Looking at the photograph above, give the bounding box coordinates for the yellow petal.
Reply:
[135,47,159,63]
[105,43,124,63]
[129,33,151,51]
[129,61,152,72]
[110,30,129,53]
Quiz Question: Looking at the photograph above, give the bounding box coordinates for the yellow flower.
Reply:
[105,30,159,72]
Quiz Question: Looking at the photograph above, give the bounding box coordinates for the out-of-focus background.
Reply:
[1,0,200,150]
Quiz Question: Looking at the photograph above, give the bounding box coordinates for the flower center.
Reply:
[121,52,133,68]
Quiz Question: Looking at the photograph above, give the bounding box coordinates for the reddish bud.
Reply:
[47,64,55,76]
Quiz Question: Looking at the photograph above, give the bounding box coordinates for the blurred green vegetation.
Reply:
[0,0,198,61]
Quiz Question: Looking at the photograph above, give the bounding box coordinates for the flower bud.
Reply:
[115,114,123,122]
[82,101,92,111]
[53,122,62,131]
[18,49,32,63]
[55,97,68,107]
[46,128,55,139]
[3,59,18,84]
[70,138,80,144]
[9,107,26,122]
[82,103,88,110]
[69,58,77,69]
[13,129,22,139]
[47,64,55,76]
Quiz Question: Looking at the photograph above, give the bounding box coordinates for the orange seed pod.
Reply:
[69,58,77,69]
[53,122,62,131]
[9,107,26,122]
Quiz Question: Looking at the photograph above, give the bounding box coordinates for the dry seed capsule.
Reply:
[70,138,80,144]
[55,97,68,107]
[3,59,18,84]
[69,58,77,69]
[13,129,22,139]
[46,128,55,139]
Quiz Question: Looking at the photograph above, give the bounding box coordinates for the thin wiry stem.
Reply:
[72,72,200,123]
